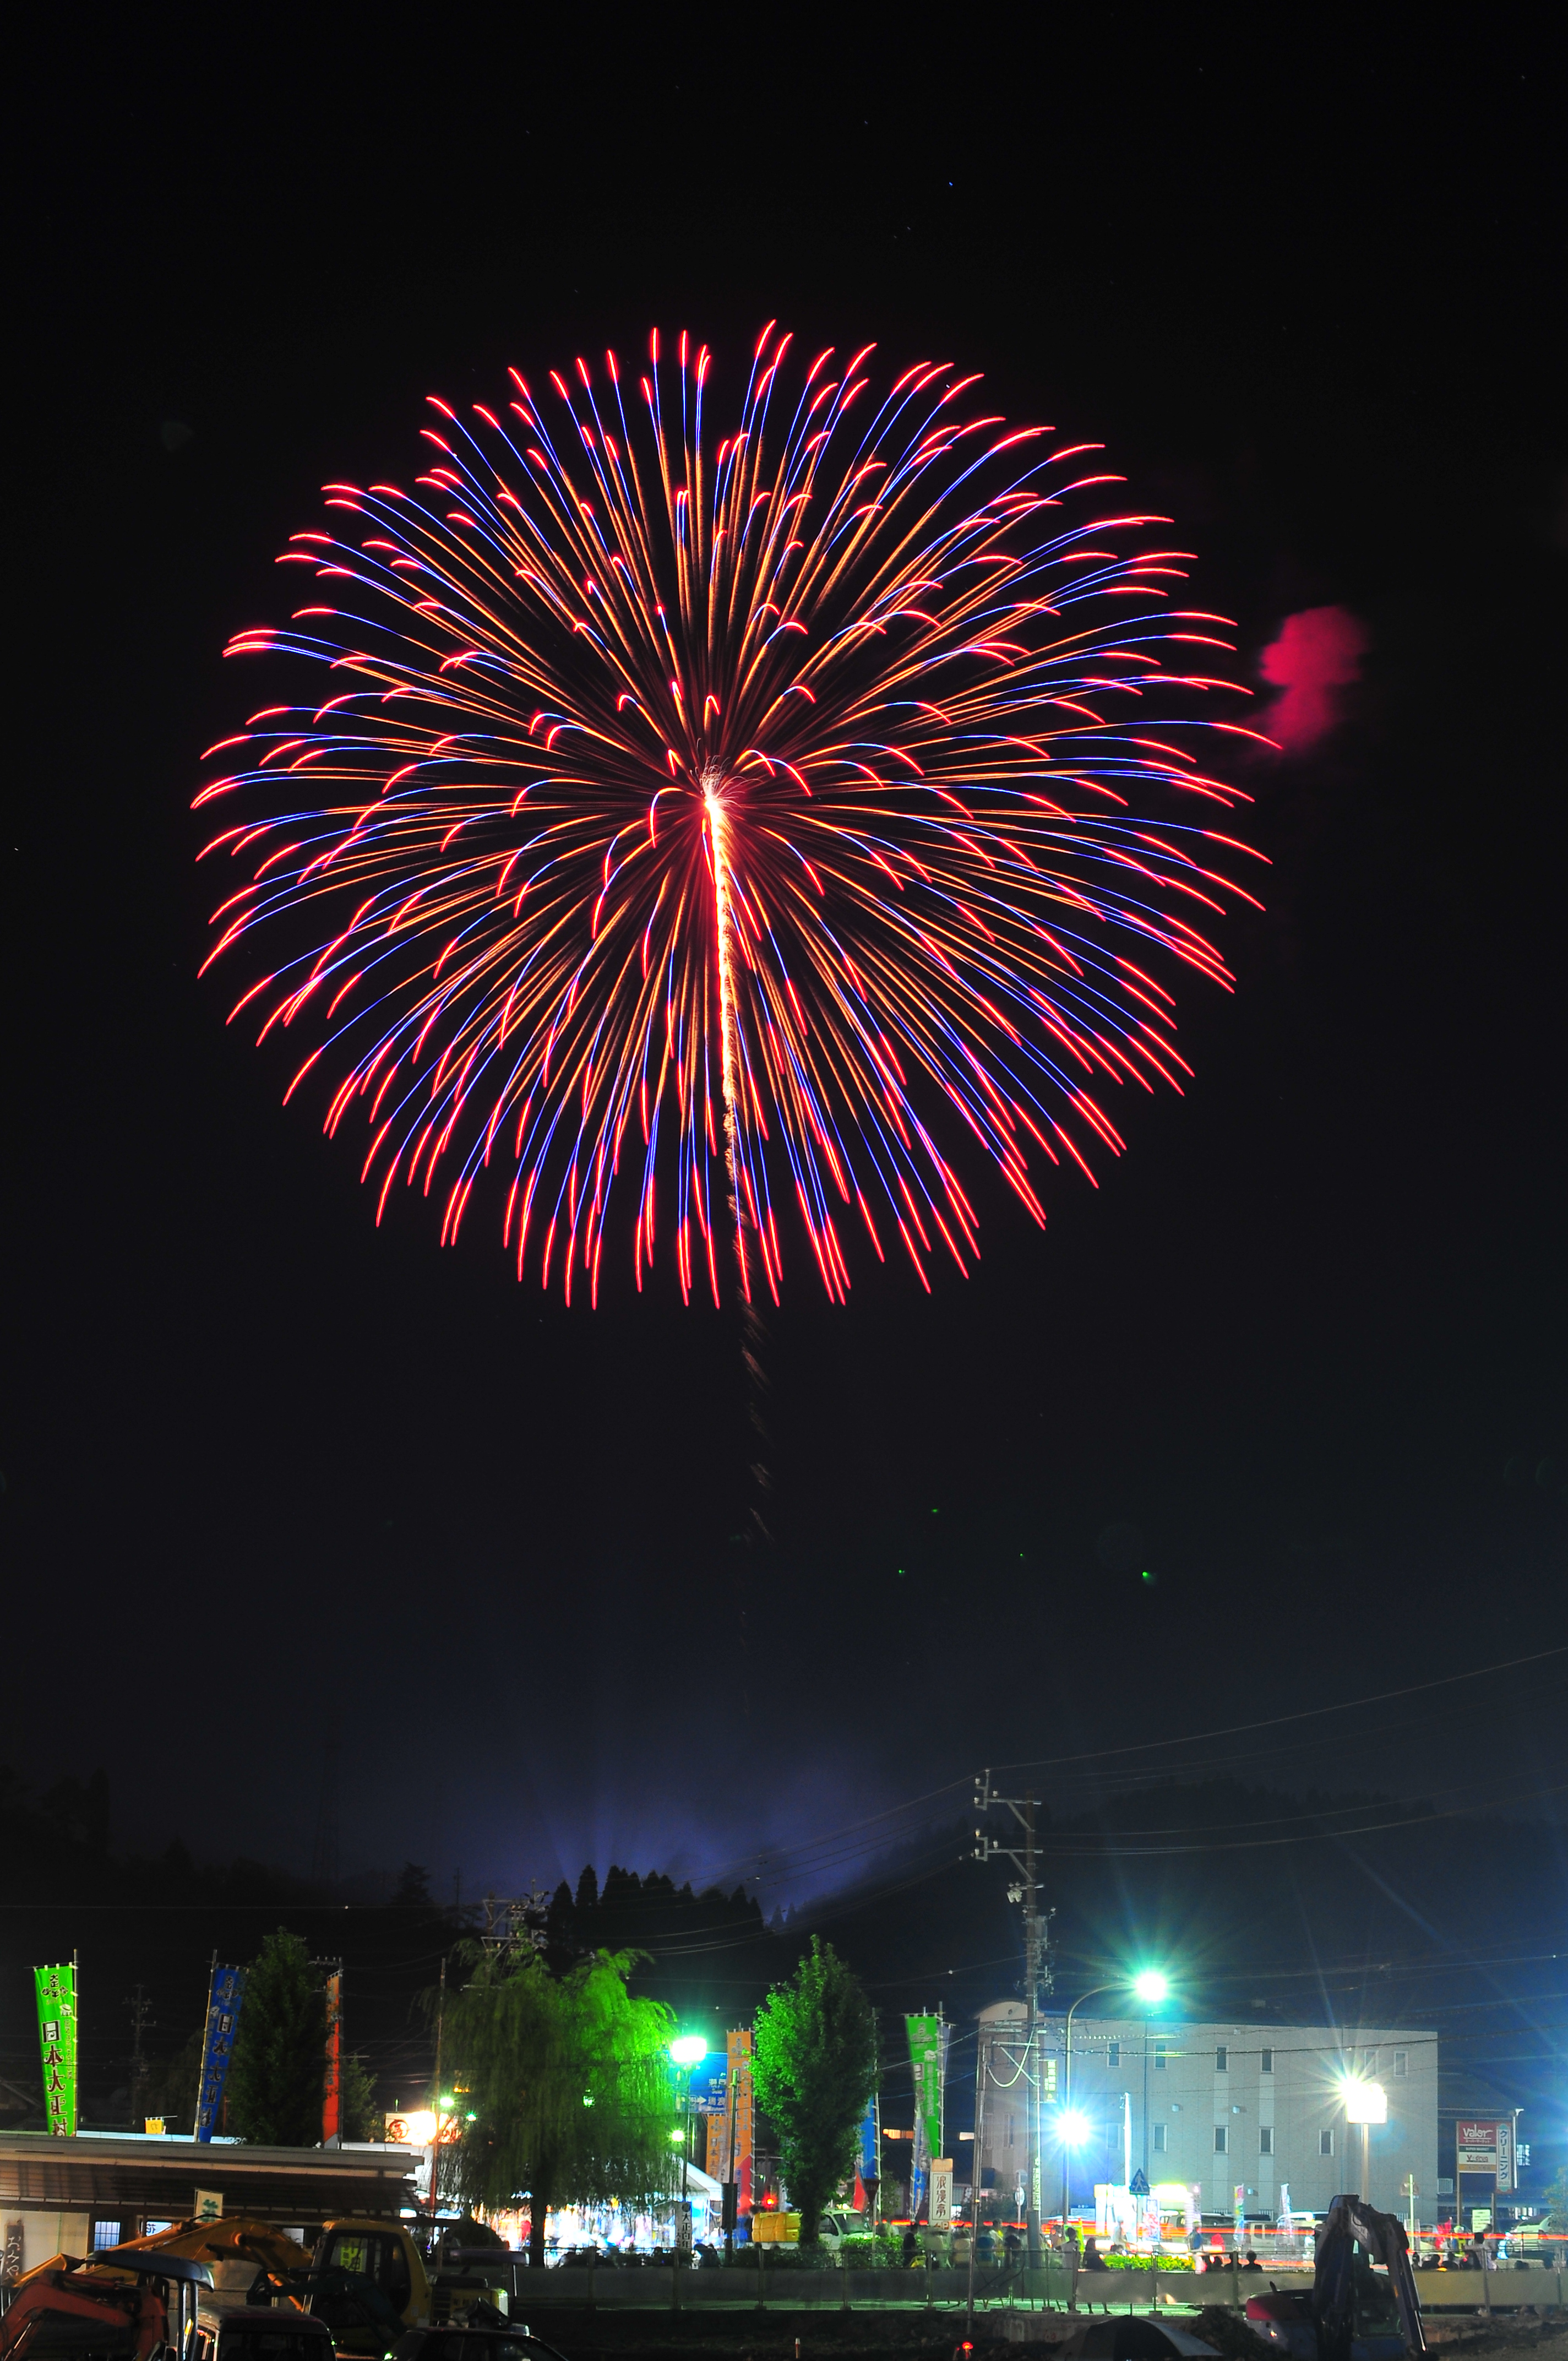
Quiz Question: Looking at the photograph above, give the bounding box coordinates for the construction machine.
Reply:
[1245,2195,1427,2361]
[2,2216,436,2361]
[0,2246,211,2361]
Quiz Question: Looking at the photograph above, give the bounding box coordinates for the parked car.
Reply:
[393,2335,570,2361]
[814,2213,858,2253]
[199,2308,336,2361]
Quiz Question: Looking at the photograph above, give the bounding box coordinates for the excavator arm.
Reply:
[1314,2195,1427,2361]
[1246,2194,1425,2361]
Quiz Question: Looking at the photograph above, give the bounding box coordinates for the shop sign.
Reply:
[1456,2120,1513,2190]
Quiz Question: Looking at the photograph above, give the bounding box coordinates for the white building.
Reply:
[974,2002,1439,2224]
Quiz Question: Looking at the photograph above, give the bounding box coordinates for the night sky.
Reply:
[9,17,1564,1906]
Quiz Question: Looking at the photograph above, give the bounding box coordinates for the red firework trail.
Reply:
[198,326,1267,1305]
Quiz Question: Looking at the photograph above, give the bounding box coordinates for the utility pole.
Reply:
[478,1887,551,1960]
[124,1985,154,2129]
[974,1770,1054,2264]
[430,1954,447,2222]
[311,1736,340,1889]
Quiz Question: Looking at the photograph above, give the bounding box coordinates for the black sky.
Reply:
[8,13,1564,1895]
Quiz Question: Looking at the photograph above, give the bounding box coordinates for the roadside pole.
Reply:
[973,1773,1053,2266]
[429,1955,447,2221]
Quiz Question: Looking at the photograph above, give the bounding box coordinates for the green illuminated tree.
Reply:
[227,1928,327,2145]
[751,1936,877,2248]
[435,1945,677,2268]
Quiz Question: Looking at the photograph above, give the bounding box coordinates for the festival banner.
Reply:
[195,1965,247,2143]
[727,2028,754,2215]
[34,1965,78,2137]
[853,2091,879,2208]
[858,2093,879,2182]
[321,1971,341,2142]
[907,2015,943,2166]
[907,2014,945,2218]
[930,2159,954,2228]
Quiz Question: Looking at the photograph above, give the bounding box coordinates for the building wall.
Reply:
[973,2006,1439,2224]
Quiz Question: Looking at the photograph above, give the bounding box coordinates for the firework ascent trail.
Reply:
[198,326,1268,1306]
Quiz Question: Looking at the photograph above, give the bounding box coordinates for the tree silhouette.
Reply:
[227,1929,326,2145]
[752,1937,876,2247]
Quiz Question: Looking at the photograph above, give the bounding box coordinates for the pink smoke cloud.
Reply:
[1259,605,1369,752]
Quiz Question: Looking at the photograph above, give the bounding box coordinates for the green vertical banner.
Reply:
[35,1965,78,2137]
[906,2014,944,2192]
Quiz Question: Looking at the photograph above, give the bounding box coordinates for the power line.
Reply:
[993,1644,1568,1777]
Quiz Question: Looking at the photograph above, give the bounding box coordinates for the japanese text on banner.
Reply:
[34,1965,78,2139]
[197,1966,247,2144]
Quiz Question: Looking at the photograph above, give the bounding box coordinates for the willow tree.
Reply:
[435,1945,676,2265]
[752,1937,876,2247]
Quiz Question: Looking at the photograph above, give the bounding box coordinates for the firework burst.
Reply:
[198,326,1264,1304]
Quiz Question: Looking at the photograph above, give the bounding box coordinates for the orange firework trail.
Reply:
[198,325,1266,1305]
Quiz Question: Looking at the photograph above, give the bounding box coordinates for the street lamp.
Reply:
[669,2037,709,2256]
[1061,1970,1172,2231]
[1340,2074,1386,2205]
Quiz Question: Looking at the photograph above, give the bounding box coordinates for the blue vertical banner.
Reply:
[196,1966,246,2142]
[853,2091,879,2210]
[858,2094,879,2182]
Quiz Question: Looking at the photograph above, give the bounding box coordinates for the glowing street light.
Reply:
[1340,2076,1387,2124]
[1061,1966,1174,2226]
[668,2036,709,2254]
[1056,2108,1091,2148]
[1340,2075,1387,2204]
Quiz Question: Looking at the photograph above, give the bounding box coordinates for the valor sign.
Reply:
[1456,2121,1514,2192]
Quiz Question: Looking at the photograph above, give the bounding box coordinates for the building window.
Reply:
[1154,2040,1168,2070]
[1214,2126,1228,2154]
[1108,2041,1120,2066]
[1260,2048,1273,2073]
[1393,2049,1407,2079]
[1153,2123,1168,2153]
[1260,2126,1274,2156]
[1216,2045,1228,2071]
[91,2222,122,2252]
[1320,2128,1335,2157]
